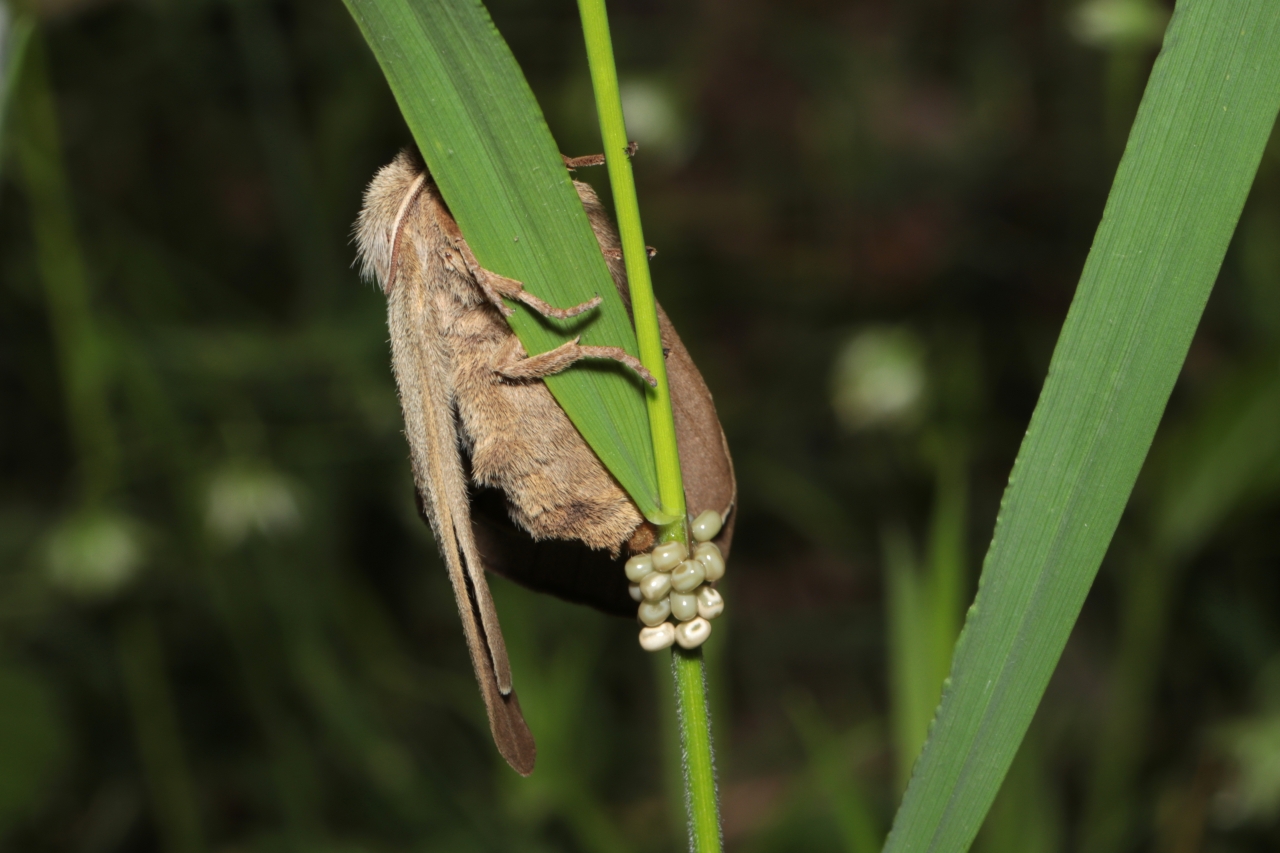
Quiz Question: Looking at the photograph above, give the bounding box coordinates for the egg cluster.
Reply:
[625,510,726,651]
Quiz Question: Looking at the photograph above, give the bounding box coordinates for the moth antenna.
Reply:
[562,152,605,170]
[386,172,428,293]
[602,245,657,260]
[562,141,637,171]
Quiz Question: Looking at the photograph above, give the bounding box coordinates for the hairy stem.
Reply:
[672,647,722,852]
[576,0,682,524]
[576,1,722,850]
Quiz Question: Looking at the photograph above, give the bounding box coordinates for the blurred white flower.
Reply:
[621,80,690,164]
[831,326,928,431]
[45,513,144,599]
[1070,0,1168,49]
[205,467,301,546]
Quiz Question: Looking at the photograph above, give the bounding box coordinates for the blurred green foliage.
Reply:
[0,0,1278,851]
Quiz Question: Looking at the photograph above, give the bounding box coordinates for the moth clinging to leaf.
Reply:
[355,148,735,775]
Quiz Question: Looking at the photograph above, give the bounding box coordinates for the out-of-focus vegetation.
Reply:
[0,1,1278,852]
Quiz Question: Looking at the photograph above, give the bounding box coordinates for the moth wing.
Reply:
[656,304,738,555]
[470,180,738,614]
[574,180,738,554]
[391,284,535,775]
[470,482,637,616]
[361,155,535,774]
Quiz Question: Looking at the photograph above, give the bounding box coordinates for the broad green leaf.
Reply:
[342,0,662,519]
[883,2,1280,851]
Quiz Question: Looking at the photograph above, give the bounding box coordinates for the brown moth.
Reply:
[355,149,735,776]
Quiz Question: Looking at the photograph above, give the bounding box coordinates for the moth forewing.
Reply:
[359,154,531,774]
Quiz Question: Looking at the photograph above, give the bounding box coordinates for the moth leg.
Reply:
[449,237,604,320]
[498,336,657,387]
[602,246,658,260]
[484,270,604,321]
[563,141,638,170]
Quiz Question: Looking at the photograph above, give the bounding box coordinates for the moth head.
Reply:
[354,148,428,294]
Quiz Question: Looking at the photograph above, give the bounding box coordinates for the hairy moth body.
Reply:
[356,150,735,775]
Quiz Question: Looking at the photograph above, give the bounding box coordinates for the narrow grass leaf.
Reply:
[0,8,35,186]
[883,527,932,792]
[341,0,660,518]
[13,27,119,503]
[883,2,1280,851]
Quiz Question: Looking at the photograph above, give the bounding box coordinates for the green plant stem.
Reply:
[672,647,722,853]
[576,1,722,849]
[576,0,682,524]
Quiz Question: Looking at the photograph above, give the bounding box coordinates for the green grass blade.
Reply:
[13,26,119,504]
[790,703,882,853]
[883,527,932,792]
[0,7,35,186]
[882,2,1280,851]
[886,448,969,793]
[341,0,661,518]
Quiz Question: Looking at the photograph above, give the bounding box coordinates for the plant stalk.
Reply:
[576,0,682,525]
[576,1,722,849]
[671,647,722,852]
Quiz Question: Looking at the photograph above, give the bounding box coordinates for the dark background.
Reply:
[1,0,1279,851]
